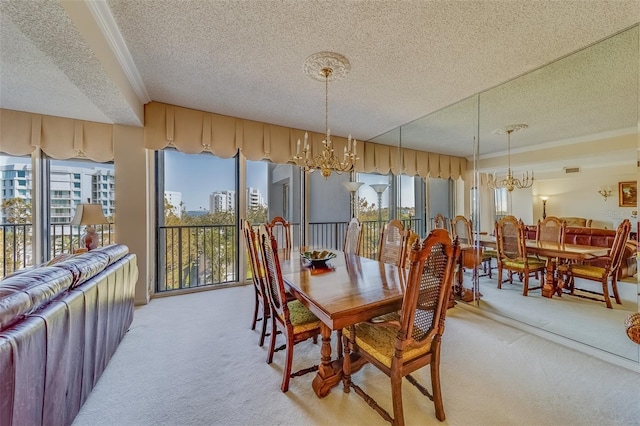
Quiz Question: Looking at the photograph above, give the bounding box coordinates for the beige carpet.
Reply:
[73,285,640,426]
[474,272,639,361]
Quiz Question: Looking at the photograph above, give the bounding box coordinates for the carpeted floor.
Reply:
[73,285,640,426]
[473,271,639,361]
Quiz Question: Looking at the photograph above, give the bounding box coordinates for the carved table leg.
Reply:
[311,323,342,398]
[541,258,557,298]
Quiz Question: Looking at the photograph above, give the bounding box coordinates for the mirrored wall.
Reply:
[393,25,639,364]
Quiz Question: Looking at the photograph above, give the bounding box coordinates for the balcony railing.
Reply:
[157,224,238,293]
[0,223,115,279]
[156,218,423,293]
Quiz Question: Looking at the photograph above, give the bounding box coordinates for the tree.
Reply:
[0,198,32,276]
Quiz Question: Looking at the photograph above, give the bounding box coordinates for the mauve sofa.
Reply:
[0,244,138,426]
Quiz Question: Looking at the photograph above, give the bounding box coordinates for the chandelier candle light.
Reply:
[293,52,358,178]
[487,124,534,192]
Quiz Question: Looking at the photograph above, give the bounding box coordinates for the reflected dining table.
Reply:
[279,251,406,398]
[477,235,609,298]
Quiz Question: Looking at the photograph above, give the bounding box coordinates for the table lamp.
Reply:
[70,204,109,250]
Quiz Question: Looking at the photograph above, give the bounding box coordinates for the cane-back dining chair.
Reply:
[257,225,321,392]
[343,217,363,255]
[557,219,631,309]
[450,215,492,279]
[342,229,460,425]
[242,220,269,346]
[267,216,292,255]
[535,216,566,275]
[495,215,546,296]
[378,219,407,267]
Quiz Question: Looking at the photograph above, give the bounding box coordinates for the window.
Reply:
[494,188,509,220]
[0,155,33,275]
[157,149,239,292]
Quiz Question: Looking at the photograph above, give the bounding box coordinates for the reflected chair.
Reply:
[495,215,546,296]
[378,219,407,267]
[267,216,292,255]
[557,219,631,309]
[257,225,321,392]
[242,220,269,346]
[342,229,460,424]
[450,215,492,279]
[343,217,363,255]
[433,214,448,230]
[535,216,566,275]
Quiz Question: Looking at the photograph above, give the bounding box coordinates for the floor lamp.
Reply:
[370,184,389,226]
[343,181,364,218]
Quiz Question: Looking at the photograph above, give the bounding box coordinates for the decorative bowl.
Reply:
[301,250,337,268]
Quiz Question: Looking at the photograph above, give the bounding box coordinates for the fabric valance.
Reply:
[144,102,467,180]
[0,108,115,161]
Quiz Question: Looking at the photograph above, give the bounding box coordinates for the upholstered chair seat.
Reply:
[285,300,322,333]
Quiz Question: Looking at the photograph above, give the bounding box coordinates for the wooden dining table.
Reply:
[279,251,406,398]
[477,235,609,298]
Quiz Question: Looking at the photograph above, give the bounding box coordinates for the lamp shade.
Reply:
[70,204,109,226]
[370,184,389,194]
[343,181,364,192]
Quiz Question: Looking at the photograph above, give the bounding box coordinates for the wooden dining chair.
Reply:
[257,225,321,392]
[266,216,292,254]
[342,228,460,425]
[242,220,270,346]
[495,215,546,296]
[450,215,492,279]
[343,217,363,255]
[378,219,407,267]
[557,219,631,309]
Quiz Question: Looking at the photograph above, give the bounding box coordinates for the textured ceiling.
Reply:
[1,0,638,162]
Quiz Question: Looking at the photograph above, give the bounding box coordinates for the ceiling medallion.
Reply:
[303,52,351,82]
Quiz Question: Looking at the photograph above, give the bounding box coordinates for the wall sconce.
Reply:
[597,186,612,201]
[540,196,548,219]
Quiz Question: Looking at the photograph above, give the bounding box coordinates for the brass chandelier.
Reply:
[487,124,534,192]
[292,52,358,178]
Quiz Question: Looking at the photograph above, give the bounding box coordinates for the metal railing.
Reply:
[157,224,238,293]
[156,218,423,293]
[1,222,114,279]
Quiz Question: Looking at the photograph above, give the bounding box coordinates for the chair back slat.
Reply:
[267,216,292,253]
[450,215,472,245]
[258,225,289,322]
[537,216,565,244]
[434,214,448,230]
[343,217,363,255]
[609,219,632,273]
[378,219,406,267]
[401,229,459,347]
[496,215,523,261]
[242,220,264,292]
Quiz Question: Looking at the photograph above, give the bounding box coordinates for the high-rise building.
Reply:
[246,187,265,210]
[0,162,115,223]
[209,190,236,213]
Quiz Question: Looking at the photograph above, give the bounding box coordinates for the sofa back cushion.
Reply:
[91,244,129,265]
[563,226,617,247]
[0,267,73,330]
[51,252,110,288]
